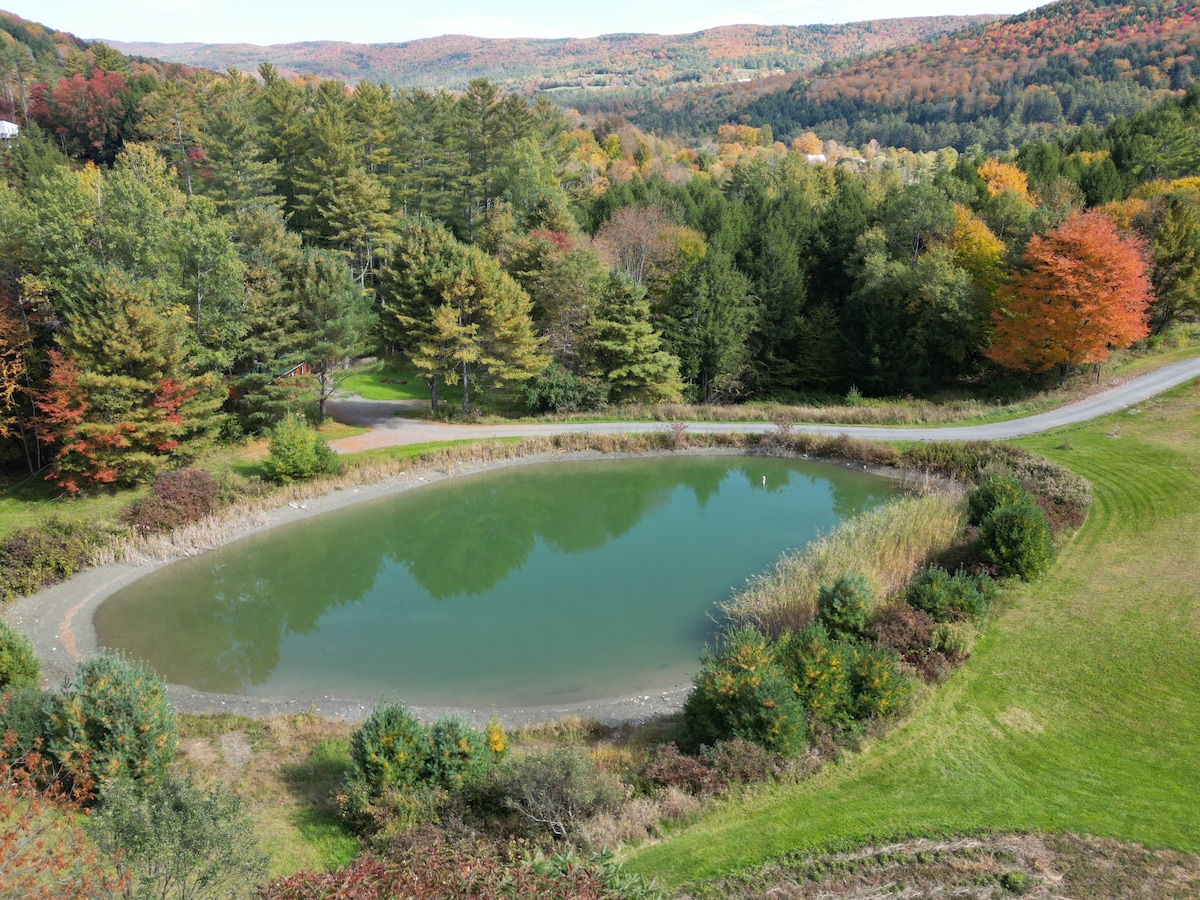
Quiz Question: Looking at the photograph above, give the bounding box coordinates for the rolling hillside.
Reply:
[628,0,1200,148]
[106,17,999,93]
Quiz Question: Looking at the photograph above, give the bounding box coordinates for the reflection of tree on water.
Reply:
[96,521,384,693]
[95,457,897,694]
[390,462,677,597]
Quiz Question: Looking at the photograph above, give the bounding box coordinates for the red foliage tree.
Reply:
[29,68,128,162]
[986,210,1152,375]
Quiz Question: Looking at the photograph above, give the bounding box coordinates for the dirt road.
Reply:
[328,356,1200,453]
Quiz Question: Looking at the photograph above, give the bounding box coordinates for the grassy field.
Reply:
[336,356,431,402]
[625,380,1200,891]
[0,420,361,542]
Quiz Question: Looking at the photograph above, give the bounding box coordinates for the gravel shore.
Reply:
[4,447,823,728]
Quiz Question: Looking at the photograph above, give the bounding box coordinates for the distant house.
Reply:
[277,361,312,380]
[0,120,18,140]
[805,153,827,164]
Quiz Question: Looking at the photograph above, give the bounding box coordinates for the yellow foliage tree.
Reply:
[978,158,1032,201]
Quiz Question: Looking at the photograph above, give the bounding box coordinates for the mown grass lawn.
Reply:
[625,381,1200,890]
[336,356,431,402]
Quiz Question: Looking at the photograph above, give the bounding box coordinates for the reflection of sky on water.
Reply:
[95,457,895,704]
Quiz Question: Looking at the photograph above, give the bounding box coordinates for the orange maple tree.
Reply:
[987,210,1151,374]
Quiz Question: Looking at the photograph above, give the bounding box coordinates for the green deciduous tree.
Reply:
[88,772,268,900]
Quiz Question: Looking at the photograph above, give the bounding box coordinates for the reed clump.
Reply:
[722,493,969,637]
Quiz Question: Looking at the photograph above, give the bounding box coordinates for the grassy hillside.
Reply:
[626,378,1200,890]
[105,17,998,93]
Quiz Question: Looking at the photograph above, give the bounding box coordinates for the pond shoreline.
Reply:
[4,446,908,728]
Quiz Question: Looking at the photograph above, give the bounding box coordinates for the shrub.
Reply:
[776,623,856,731]
[968,473,1027,526]
[851,645,913,719]
[816,573,873,642]
[484,713,508,762]
[124,468,219,533]
[931,621,976,663]
[902,440,1005,481]
[643,742,718,796]
[423,717,490,790]
[703,738,783,787]
[524,364,609,413]
[347,702,428,796]
[263,412,340,484]
[1003,454,1093,534]
[87,772,267,899]
[0,620,39,691]
[261,835,660,899]
[0,685,49,762]
[0,519,106,603]
[0,742,118,899]
[492,747,625,840]
[979,499,1054,580]
[682,627,808,756]
[45,653,177,789]
[904,566,993,623]
[869,601,943,681]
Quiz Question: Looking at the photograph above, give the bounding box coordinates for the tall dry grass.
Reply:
[722,493,969,637]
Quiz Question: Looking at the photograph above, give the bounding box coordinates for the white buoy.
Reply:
[762,476,766,486]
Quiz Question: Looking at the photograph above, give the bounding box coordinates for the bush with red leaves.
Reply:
[258,834,659,899]
[124,468,219,534]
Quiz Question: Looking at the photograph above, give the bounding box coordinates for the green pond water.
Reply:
[94,457,896,707]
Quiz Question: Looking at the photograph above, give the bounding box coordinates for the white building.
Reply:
[0,121,18,140]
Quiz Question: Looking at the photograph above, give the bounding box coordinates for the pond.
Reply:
[94,456,897,707]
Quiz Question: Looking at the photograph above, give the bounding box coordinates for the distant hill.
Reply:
[106,17,1000,93]
[643,0,1200,149]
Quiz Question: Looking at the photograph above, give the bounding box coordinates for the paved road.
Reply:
[328,356,1200,453]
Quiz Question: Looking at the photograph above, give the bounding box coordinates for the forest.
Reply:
[0,15,1199,496]
[626,0,1200,150]
[1,6,1200,899]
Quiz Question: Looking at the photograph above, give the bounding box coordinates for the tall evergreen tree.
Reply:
[382,220,544,413]
[290,248,376,421]
[37,270,223,491]
[663,247,756,403]
[588,273,682,402]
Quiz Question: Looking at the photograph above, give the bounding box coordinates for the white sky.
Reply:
[6,0,1047,46]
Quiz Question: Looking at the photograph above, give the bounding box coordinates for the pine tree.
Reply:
[1147,194,1200,333]
[196,70,282,213]
[383,220,544,413]
[37,271,223,491]
[290,248,376,422]
[588,273,682,402]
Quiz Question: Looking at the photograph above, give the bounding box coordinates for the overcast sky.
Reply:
[7,0,1048,45]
